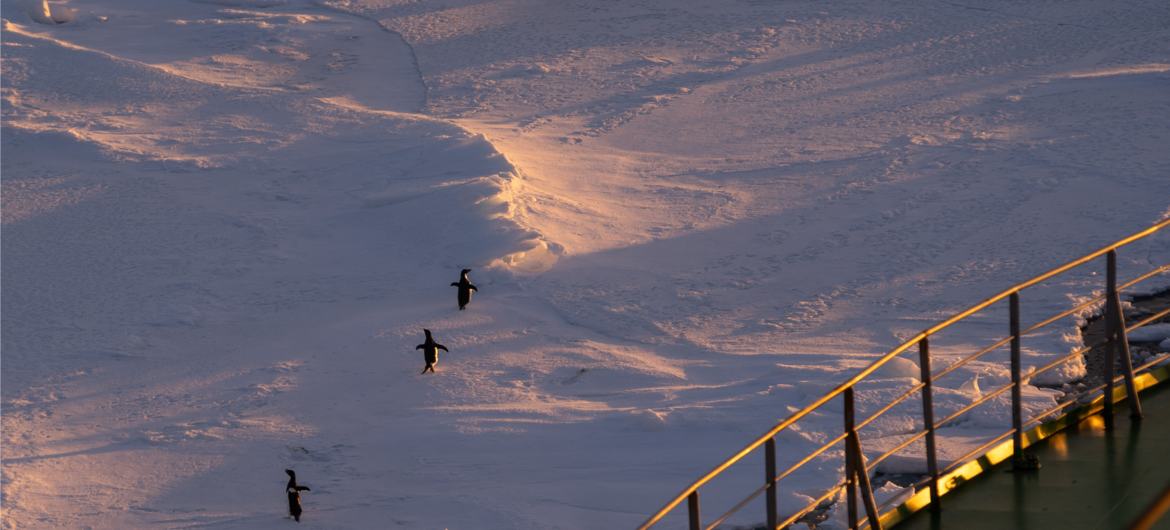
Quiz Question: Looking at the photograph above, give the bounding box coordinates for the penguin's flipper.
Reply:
[437,344,449,352]
[469,284,478,292]
[450,282,460,287]
[298,486,311,491]
[416,344,425,350]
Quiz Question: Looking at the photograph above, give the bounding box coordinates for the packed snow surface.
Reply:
[3,0,1169,528]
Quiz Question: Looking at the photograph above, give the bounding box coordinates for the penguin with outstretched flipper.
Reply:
[450,268,478,310]
[416,329,449,374]
[285,469,311,522]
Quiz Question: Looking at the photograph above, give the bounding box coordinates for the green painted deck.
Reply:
[896,384,1170,530]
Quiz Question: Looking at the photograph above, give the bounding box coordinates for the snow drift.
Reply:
[3,0,1169,528]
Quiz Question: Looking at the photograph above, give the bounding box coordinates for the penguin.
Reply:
[285,469,310,522]
[450,268,478,310]
[416,328,449,374]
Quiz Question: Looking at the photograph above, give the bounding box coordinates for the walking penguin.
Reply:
[285,469,310,522]
[416,328,449,374]
[450,268,478,310]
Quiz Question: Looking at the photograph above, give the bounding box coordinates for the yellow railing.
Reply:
[638,219,1170,530]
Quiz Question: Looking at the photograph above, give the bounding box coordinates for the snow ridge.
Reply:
[3,0,1169,528]
[2,4,558,273]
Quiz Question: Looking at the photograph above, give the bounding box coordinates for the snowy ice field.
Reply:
[2,0,1169,528]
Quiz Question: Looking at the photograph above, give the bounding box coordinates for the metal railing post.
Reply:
[852,444,883,528]
[1010,293,1024,464]
[844,388,858,529]
[918,338,940,509]
[1103,279,1116,431]
[687,491,701,530]
[765,437,778,529]
[843,387,881,530]
[1107,250,1143,419]
[844,388,859,529]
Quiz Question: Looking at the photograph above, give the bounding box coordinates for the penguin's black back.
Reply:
[454,270,476,309]
[285,469,303,518]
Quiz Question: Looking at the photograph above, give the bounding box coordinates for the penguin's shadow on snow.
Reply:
[2,443,130,464]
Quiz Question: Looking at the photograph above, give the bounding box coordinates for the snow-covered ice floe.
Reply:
[3,0,1169,528]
